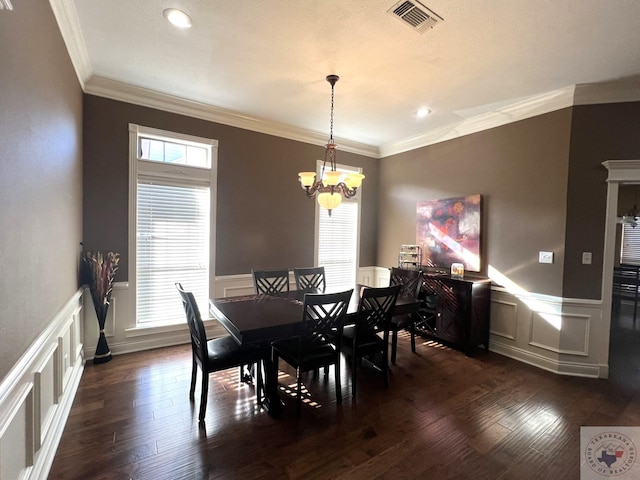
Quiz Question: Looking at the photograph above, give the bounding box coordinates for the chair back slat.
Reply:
[357,284,401,334]
[300,290,352,336]
[294,266,327,294]
[252,269,290,295]
[176,283,208,363]
[390,267,423,298]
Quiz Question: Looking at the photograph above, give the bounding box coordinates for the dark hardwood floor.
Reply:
[49,308,640,480]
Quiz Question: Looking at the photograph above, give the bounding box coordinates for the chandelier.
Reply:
[298,74,365,216]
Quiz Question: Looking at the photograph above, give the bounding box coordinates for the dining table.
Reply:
[209,284,421,416]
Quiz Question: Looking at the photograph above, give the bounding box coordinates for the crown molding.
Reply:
[51,0,640,160]
[84,76,379,158]
[49,0,92,88]
[574,80,640,106]
[379,86,577,157]
[380,81,640,157]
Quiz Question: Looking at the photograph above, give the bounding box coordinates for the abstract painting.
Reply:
[416,194,482,272]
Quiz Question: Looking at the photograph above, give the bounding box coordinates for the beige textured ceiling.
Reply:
[63,0,640,152]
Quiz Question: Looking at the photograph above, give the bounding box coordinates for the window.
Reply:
[129,124,217,327]
[621,224,640,265]
[315,163,362,292]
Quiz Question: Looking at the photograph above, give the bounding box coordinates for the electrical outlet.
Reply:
[539,251,554,264]
[582,252,592,264]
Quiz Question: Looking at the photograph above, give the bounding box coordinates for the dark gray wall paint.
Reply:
[82,95,378,278]
[564,102,640,299]
[378,110,573,297]
[0,3,83,381]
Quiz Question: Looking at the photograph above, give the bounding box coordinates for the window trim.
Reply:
[127,124,218,330]
[313,160,363,290]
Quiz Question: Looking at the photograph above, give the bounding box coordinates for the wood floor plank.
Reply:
[49,312,640,479]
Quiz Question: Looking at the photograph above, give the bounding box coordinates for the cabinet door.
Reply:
[434,280,465,344]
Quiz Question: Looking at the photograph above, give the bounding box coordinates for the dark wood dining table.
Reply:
[209,285,421,416]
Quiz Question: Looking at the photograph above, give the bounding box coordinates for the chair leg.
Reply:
[334,358,342,404]
[189,359,197,400]
[410,320,416,353]
[256,360,264,406]
[382,349,390,389]
[199,370,209,422]
[351,352,358,397]
[391,330,398,364]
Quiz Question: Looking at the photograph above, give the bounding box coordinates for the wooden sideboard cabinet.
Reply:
[418,272,491,355]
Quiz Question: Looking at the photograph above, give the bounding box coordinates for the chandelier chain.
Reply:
[329,81,335,143]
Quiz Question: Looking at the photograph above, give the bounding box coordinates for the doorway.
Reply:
[603,160,640,384]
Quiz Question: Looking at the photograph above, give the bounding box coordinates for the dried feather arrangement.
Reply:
[82,249,120,364]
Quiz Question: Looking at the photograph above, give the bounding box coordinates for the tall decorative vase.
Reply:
[82,249,120,365]
[93,301,113,364]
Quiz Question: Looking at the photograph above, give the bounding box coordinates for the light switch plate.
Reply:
[582,252,592,264]
[539,251,554,264]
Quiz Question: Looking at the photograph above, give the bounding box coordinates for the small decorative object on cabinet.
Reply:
[417,271,491,356]
[398,244,421,270]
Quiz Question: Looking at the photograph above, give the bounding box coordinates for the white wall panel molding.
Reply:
[529,311,591,357]
[489,288,603,378]
[489,298,518,340]
[213,273,257,299]
[0,288,84,480]
[0,382,34,480]
[33,344,59,452]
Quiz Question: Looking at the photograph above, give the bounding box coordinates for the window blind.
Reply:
[621,224,640,265]
[317,200,358,292]
[137,181,210,324]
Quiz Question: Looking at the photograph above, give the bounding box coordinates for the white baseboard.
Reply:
[490,340,601,378]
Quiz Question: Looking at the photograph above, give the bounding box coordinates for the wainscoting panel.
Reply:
[489,299,518,340]
[0,289,84,480]
[489,288,603,378]
[33,344,58,451]
[0,383,33,480]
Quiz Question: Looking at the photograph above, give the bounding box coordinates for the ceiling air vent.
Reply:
[387,0,442,33]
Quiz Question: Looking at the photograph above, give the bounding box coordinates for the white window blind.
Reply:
[317,200,358,292]
[621,224,640,265]
[137,181,210,324]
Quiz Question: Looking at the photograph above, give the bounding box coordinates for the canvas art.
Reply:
[416,194,482,272]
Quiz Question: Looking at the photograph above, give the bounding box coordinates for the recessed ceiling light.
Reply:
[163,8,192,29]
[416,107,431,118]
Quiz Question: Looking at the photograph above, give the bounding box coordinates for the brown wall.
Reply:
[83,95,378,279]
[0,3,83,381]
[563,102,640,298]
[378,109,573,297]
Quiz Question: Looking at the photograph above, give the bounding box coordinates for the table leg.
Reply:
[263,350,284,417]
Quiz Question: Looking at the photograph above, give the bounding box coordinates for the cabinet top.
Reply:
[423,271,492,284]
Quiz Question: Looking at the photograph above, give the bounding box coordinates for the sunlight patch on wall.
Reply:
[488,265,562,330]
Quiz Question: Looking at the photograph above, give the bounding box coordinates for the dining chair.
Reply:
[294,266,327,294]
[341,284,400,397]
[252,269,290,295]
[271,289,353,417]
[176,283,265,423]
[388,267,423,364]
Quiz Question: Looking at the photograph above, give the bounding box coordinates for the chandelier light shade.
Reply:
[298,74,365,216]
